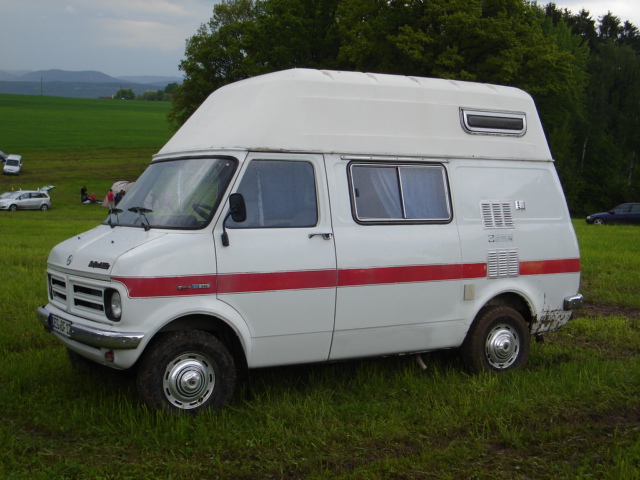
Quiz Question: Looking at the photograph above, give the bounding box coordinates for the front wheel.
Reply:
[136,330,236,413]
[593,218,605,225]
[461,306,530,373]
[8,204,17,212]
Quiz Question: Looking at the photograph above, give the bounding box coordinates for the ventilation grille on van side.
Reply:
[487,249,519,278]
[481,201,514,228]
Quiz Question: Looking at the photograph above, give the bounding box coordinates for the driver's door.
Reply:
[214,153,337,368]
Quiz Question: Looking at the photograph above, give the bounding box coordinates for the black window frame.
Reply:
[348,161,453,225]
[228,158,319,229]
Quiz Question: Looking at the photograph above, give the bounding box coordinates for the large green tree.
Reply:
[169,0,341,128]
[169,0,639,213]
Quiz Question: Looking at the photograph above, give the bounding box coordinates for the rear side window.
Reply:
[229,159,318,228]
[350,163,451,223]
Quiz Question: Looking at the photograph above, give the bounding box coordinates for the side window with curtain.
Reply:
[229,160,318,228]
[350,163,451,223]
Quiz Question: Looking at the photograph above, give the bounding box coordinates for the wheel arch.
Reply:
[475,291,534,332]
[151,313,249,374]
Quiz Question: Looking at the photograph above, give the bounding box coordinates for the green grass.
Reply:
[576,222,640,308]
[1,94,639,479]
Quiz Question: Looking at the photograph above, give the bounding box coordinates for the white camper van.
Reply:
[37,69,582,412]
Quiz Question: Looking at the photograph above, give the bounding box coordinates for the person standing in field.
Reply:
[106,189,115,210]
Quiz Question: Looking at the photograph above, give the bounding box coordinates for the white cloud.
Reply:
[0,0,216,76]
[95,17,191,52]
[553,0,640,26]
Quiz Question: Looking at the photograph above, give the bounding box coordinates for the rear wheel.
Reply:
[461,306,530,373]
[136,330,236,413]
[40,204,49,211]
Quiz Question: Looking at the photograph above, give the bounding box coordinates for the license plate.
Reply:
[50,315,72,337]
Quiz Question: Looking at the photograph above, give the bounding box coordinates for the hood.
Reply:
[48,225,167,277]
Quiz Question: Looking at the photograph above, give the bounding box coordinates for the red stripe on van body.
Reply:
[520,258,581,275]
[217,269,337,294]
[337,263,485,287]
[112,258,579,298]
[112,275,217,298]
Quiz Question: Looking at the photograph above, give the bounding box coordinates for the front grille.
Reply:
[48,272,109,321]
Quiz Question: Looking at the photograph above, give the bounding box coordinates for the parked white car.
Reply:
[0,186,55,211]
[3,154,22,175]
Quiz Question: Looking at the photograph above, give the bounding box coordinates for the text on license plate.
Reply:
[51,315,72,337]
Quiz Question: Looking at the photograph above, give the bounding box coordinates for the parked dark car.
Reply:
[586,203,640,225]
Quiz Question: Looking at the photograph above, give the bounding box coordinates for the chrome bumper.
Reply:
[563,294,584,310]
[36,306,144,350]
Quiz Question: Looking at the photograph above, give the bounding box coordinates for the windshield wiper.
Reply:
[108,208,123,228]
[128,206,153,231]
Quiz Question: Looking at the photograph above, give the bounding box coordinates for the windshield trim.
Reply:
[101,155,238,231]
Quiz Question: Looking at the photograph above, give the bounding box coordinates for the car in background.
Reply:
[0,186,55,211]
[586,203,640,225]
[3,154,22,175]
[0,151,8,164]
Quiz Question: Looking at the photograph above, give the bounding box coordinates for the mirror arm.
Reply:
[221,210,233,247]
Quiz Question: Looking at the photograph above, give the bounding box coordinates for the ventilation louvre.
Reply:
[487,249,519,279]
[481,201,514,229]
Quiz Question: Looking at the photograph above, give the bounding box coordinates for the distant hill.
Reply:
[0,69,182,99]
[19,69,122,83]
[0,71,19,81]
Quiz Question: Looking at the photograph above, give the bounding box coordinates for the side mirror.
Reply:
[228,193,247,223]
[221,193,246,246]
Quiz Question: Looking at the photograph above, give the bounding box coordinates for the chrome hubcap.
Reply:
[485,323,520,369]
[163,353,215,409]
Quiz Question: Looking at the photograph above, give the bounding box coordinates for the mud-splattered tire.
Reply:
[461,306,530,373]
[136,330,236,413]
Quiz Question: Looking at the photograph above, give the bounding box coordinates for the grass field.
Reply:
[1,94,639,479]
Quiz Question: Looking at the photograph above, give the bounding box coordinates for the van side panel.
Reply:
[451,160,580,331]
[325,156,467,359]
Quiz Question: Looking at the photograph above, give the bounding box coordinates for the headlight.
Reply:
[105,289,122,321]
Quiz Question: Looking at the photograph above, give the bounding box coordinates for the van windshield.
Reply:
[102,157,237,230]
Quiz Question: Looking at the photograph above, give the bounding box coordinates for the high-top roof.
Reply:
[157,69,551,162]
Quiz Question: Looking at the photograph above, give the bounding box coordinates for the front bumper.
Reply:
[36,305,144,350]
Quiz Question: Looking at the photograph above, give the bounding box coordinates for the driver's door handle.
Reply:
[308,233,333,240]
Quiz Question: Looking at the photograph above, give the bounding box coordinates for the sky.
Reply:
[0,0,639,79]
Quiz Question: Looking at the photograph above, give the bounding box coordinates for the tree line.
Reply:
[169,0,640,215]
[115,83,179,101]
